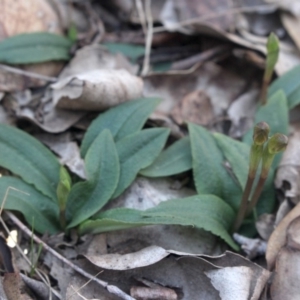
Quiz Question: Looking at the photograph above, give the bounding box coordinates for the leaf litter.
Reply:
[0,0,300,299]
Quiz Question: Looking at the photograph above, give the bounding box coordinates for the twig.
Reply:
[0,64,57,82]
[135,0,147,34]
[170,45,231,70]
[141,0,153,76]
[4,211,135,300]
[153,4,276,33]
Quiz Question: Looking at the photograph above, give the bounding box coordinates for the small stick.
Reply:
[141,0,153,76]
[0,64,57,82]
[4,211,135,300]
[135,0,147,34]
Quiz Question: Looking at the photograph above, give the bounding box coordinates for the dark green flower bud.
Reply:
[253,122,270,145]
[267,133,288,154]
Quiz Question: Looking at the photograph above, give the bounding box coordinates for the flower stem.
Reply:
[260,33,279,105]
[246,133,288,215]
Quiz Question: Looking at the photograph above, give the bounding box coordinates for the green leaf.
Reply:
[140,136,192,177]
[214,133,250,189]
[67,130,119,228]
[243,90,288,167]
[268,65,300,109]
[103,42,145,62]
[0,177,60,234]
[0,32,73,64]
[189,123,242,210]
[189,123,225,196]
[81,208,145,233]
[68,24,78,42]
[80,98,161,157]
[0,124,60,200]
[265,33,279,79]
[113,128,170,198]
[80,195,238,250]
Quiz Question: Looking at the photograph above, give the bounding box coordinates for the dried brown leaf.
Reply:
[270,247,300,300]
[52,69,143,110]
[275,131,300,205]
[171,90,214,126]
[266,201,300,270]
[59,44,138,79]
[85,245,169,270]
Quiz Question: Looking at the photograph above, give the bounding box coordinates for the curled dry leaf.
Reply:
[18,106,85,133]
[266,201,300,270]
[52,69,143,111]
[275,130,300,205]
[59,44,138,79]
[281,12,300,51]
[270,247,300,299]
[287,216,300,249]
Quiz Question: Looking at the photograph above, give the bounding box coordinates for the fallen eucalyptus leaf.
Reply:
[59,44,138,79]
[52,69,143,111]
[270,247,300,300]
[275,130,300,204]
[266,201,300,270]
[85,245,169,270]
